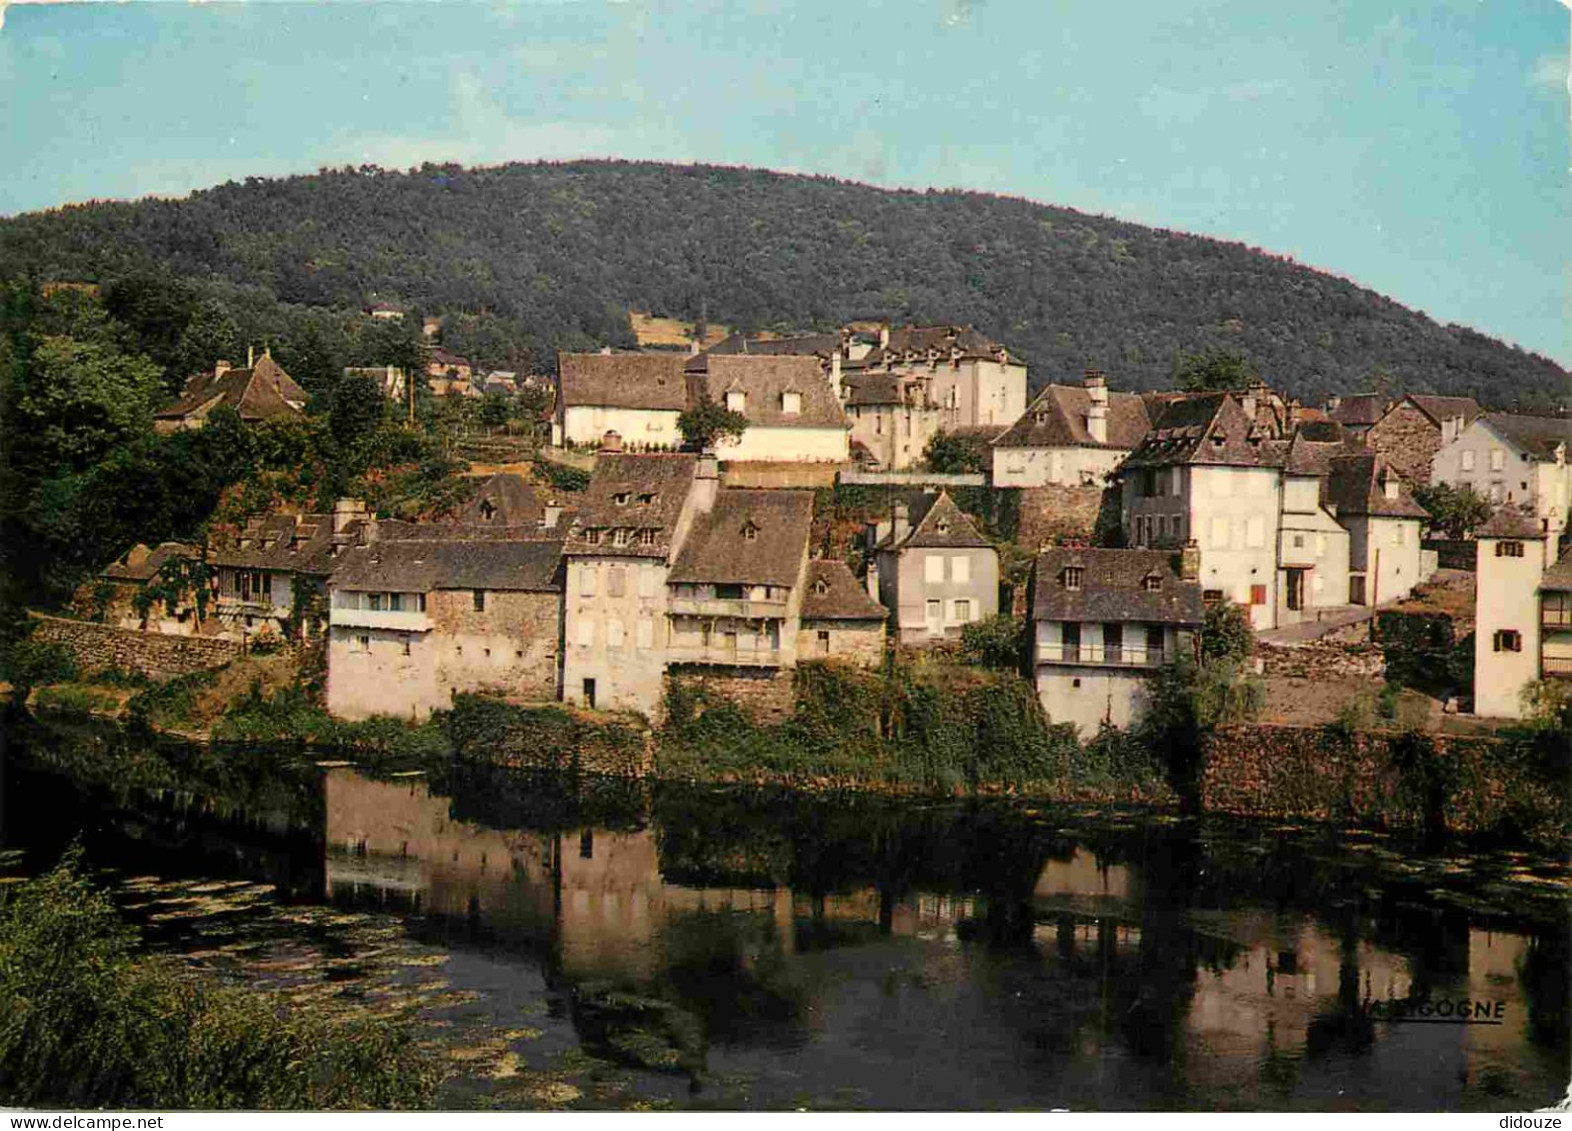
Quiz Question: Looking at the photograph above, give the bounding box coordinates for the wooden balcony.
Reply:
[668,597,788,619]
[667,644,784,668]
[1035,644,1169,668]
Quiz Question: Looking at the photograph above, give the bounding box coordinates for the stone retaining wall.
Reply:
[1256,638,1384,681]
[665,667,798,725]
[29,613,240,681]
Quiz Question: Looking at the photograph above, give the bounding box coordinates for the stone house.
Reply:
[427,347,473,381]
[457,472,570,530]
[1431,413,1572,537]
[666,489,816,671]
[840,371,942,472]
[1325,453,1430,607]
[326,528,564,721]
[991,372,1151,487]
[1259,432,1352,625]
[1030,546,1203,735]
[850,325,1027,432]
[100,541,205,633]
[797,560,889,666]
[344,365,407,404]
[1325,393,1386,439]
[869,491,999,644]
[1471,507,1552,719]
[554,352,690,449]
[153,351,308,433]
[1364,394,1480,485]
[684,354,849,464]
[561,451,712,714]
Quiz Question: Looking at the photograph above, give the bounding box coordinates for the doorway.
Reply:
[1285,568,1306,613]
[582,678,596,710]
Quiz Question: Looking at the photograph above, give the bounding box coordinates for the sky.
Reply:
[1,0,1568,366]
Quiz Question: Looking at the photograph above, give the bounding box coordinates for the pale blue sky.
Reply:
[1,0,1568,364]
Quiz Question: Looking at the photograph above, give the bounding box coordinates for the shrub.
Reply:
[959,613,1026,671]
[1200,600,1254,664]
[1,637,78,690]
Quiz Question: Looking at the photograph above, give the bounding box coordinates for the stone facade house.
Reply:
[326,527,564,721]
[101,541,205,633]
[684,354,849,464]
[1258,432,1352,624]
[869,491,999,644]
[1324,453,1430,607]
[666,489,815,671]
[1471,507,1552,719]
[991,372,1151,488]
[1325,393,1386,439]
[457,472,570,531]
[1030,547,1203,735]
[840,371,941,472]
[851,326,1027,432]
[555,352,690,449]
[796,560,889,666]
[1432,413,1572,537]
[561,451,712,714]
[153,352,308,433]
[1364,394,1480,485]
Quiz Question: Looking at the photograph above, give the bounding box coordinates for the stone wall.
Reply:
[664,666,798,725]
[1256,638,1384,681]
[721,461,841,489]
[1015,484,1108,548]
[29,612,241,681]
[1425,539,1476,571]
[1365,402,1441,486]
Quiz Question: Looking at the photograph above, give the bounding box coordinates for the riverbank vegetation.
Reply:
[0,847,438,1110]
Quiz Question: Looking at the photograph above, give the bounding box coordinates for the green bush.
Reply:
[1,637,78,690]
[959,613,1026,671]
[540,461,590,493]
[0,848,438,1109]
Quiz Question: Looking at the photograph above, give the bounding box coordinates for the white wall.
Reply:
[992,445,1128,488]
[562,405,682,448]
[1472,535,1547,718]
[717,425,848,464]
[327,626,444,721]
[562,557,672,715]
[1433,419,1569,537]
[1032,621,1182,735]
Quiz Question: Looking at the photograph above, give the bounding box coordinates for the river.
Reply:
[1,714,1567,1111]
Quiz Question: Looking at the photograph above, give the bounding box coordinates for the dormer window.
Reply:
[936,519,951,534]
[781,391,802,415]
[1211,434,1226,448]
[637,492,656,505]
[613,492,631,507]
[612,528,630,547]
[479,499,497,521]
[726,390,747,414]
[1063,566,1084,591]
[1382,476,1398,501]
[1143,574,1162,592]
[638,528,657,547]
[813,577,830,595]
[585,528,602,545]
[742,520,759,542]
[1496,540,1524,558]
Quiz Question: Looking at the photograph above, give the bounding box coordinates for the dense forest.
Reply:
[0,160,1565,409]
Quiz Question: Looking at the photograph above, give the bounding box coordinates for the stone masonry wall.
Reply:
[1256,638,1384,681]
[29,612,241,681]
[720,462,841,489]
[1366,404,1441,487]
[665,667,799,725]
[1015,485,1107,548]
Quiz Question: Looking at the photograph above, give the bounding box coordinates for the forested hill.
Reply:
[1,160,1564,408]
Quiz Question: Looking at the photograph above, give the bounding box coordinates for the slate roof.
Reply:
[104,541,202,582]
[667,490,814,588]
[992,384,1151,450]
[457,473,572,528]
[861,325,1012,367]
[881,491,993,551]
[801,560,889,621]
[686,355,847,430]
[1481,413,1572,461]
[331,536,563,593]
[703,332,843,358]
[1328,394,1386,428]
[1476,505,1545,539]
[429,347,472,369]
[1538,545,1572,592]
[155,355,308,424]
[1324,454,1429,519]
[558,352,690,412]
[1402,395,1481,428]
[842,372,922,407]
[563,453,698,559]
[1032,548,1204,626]
[1121,393,1272,469]
[208,512,364,576]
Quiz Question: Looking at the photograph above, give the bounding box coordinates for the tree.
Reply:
[923,430,990,474]
[959,614,1025,670]
[1173,349,1257,393]
[1200,599,1254,664]
[134,552,212,629]
[676,393,748,451]
[1412,482,1491,540]
[329,372,386,450]
[15,335,165,473]
[479,392,510,429]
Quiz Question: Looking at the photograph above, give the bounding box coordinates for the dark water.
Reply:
[2,714,1568,1111]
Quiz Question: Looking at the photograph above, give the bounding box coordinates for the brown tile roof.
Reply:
[1032,548,1204,626]
[686,355,847,430]
[1476,504,1545,539]
[992,384,1151,450]
[208,512,363,576]
[429,347,472,369]
[1480,413,1572,461]
[842,372,922,407]
[1122,393,1272,469]
[801,560,889,621]
[883,491,993,550]
[155,355,308,423]
[1402,395,1481,429]
[557,352,690,412]
[104,541,202,582]
[457,473,574,529]
[1328,393,1386,427]
[1539,545,1572,592]
[563,452,699,558]
[667,489,814,588]
[1324,454,1429,519]
[703,332,843,358]
[331,535,563,593]
[861,325,1012,367]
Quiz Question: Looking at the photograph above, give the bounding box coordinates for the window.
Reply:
[579,565,597,597]
[388,592,404,612]
[951,555,970,583]
[1210,516,1230,550]
[637,492,656,505]
[1143,574,1162,592]
[400,634,411,657]
[1497,541,1524,558]
[1543,593,1572,626]
[355,634,371,654]
[1461,450,1476,471]
[638,564,657,598]
[638,528,657,547]
[742,521,759,542]
[613,492,631,507]
[1250,584,1267,606]
[368,592,384,611]
[607,619,625,649]
[726,390,746,414]
[585,528,602,545]
[576,617,594,646]
[925,556,945,583]
[1203,589,1224,604]
[636,617,654,650]
[1493,629,1522,653]
[612,528,630,547]
[1103,623,1123,660]
[781,391,802,414]
[607,566,627,597]
[472,589,486,612]
[1062,622,1081,657]
[1293,534,1305,549]
[1146,625,1165,655]
[1489,449,1505,471]
[952,598,972,623]
[1063,566,1083,591]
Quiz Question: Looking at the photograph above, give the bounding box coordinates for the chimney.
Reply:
[1179,539,1201,582]
[599,345,613,356]
[879,324,891,350]
[1240,388,1258,423]
[1441,415,1461,445]
[865,558,880,600]
[599,430,623,454]
[214,360,232,378]
[693,447,720,514]
[542,500,564,530]
[247,345,255,368]
[689,338,701,357]
[829,352,843,401]
[892,501,910,545]
[1326,394,1342,414]
[332,497,367,535]
[1084,370,1109,444]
